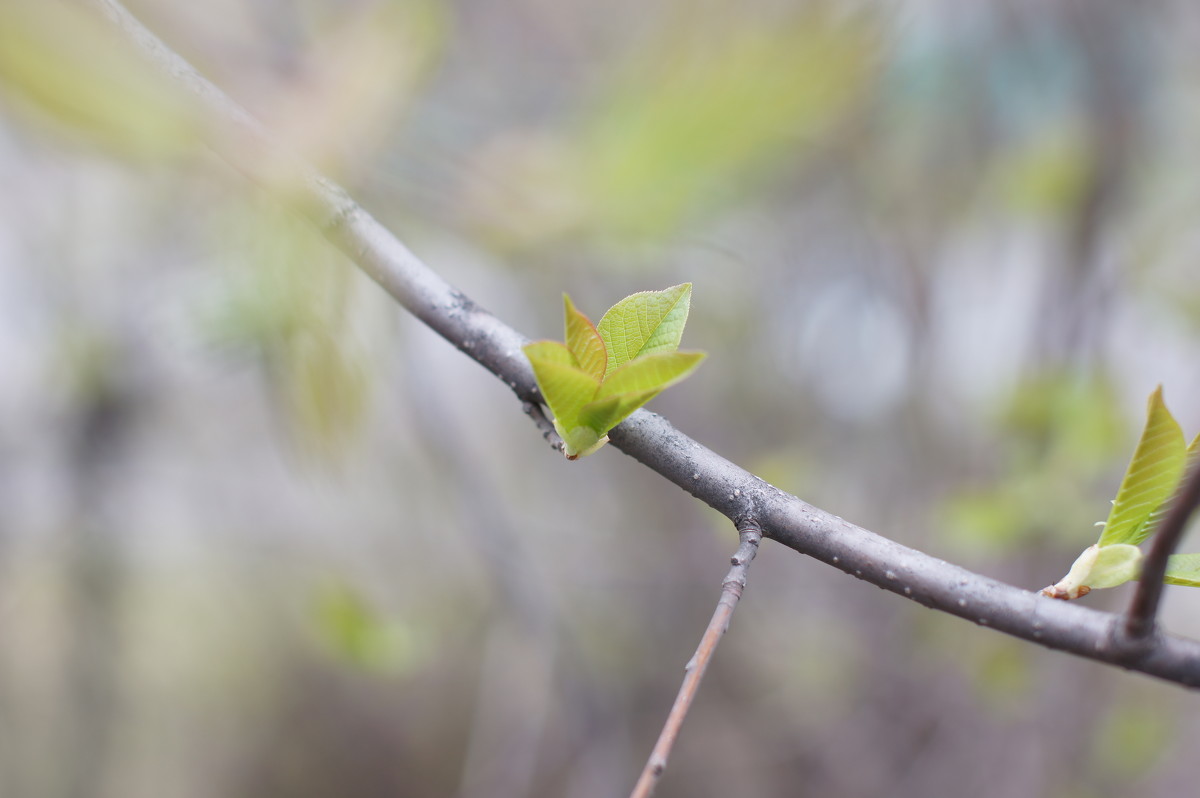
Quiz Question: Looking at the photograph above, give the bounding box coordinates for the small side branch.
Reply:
[1126,460,1200,639]
[628,520,763,798]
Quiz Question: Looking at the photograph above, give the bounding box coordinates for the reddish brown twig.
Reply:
[628,521,762,798]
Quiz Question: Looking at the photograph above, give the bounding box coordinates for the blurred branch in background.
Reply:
[58,337,137,798]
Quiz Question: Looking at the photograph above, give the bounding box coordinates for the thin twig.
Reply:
[88,0,1200,688]
[1126,460,1200,639]
[628,521,762,798]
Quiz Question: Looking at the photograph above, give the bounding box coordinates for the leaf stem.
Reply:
[628,520,762,798]
[1126,459,1200,639]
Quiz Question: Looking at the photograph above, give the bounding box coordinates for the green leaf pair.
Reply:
[1043,386,1200,599]
[524,284,705,459]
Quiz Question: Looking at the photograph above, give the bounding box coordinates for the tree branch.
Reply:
[629,521,762,798]
[88,0,1200,688]
[1125,460,1200,640]
[522,401,565,454]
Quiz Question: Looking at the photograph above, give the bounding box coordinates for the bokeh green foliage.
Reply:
[0,0,203,159]
[970,638,1033,712]
[0,0,449,459]
[0,0,445,180]
[311,578,421,675]
[466,7,875,248]
[243,0,447,182]
[939,373,1126,556]
[575,10,873,239]
[1089,697,1175,779]
[203,202,373,458]
[988,122,1092,216]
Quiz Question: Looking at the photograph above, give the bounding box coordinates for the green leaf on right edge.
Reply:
[1098,386,1187,547]
[597,283,692,376]
[1165,553,1200,587]
[1161,437,1200,585]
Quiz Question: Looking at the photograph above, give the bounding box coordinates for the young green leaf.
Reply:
[564,293,607,381]
[1165,553,1200,587]
[596,350,706,400]
[523,284,705,458]
[1042,543,1145,599]
[576,394,631,439]
[578,352,705,435]
[1098,386,1186,547]
[1160,438,1200,587]
[523,340,601,442]
[1087,544,1145,589]
[557,423,608,460]
[597,283,692,376]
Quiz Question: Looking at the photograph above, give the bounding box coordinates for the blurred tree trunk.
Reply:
[57,343,136,798]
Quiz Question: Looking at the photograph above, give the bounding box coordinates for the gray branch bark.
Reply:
[90,0,1200,688]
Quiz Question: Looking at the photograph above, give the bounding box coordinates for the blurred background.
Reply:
[3,0,1200,796]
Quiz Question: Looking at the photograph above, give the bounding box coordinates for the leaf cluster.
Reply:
[523,284,705,458]
[1044,387,1200,599]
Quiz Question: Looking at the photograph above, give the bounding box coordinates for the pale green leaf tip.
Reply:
[1096,384,1187,547]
